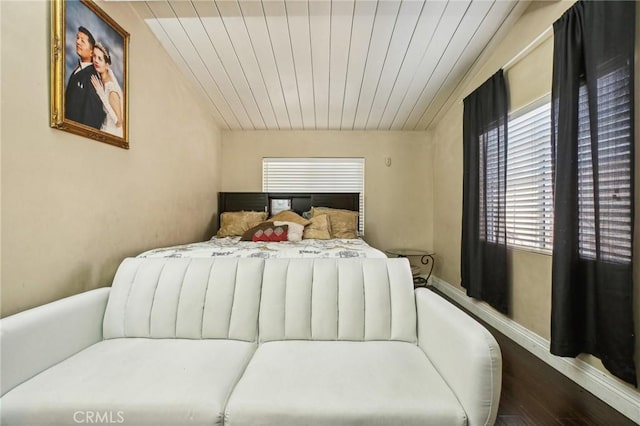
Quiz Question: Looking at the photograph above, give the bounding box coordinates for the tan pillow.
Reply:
[311,207,358,239]
[269,210,311,226]
[302,214,332,240]
[217,211,268,237]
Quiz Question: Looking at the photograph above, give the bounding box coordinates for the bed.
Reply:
[138,192,387,259]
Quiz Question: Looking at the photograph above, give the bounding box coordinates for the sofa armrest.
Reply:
[0,287,110,396]
[415,288,502,426]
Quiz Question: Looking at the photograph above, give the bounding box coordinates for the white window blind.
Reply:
[506,99,553,252]
[262,158,365,234]
[576,66,633,264]
[479,127,507,244]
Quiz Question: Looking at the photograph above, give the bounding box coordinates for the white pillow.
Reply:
[274,221,304,242]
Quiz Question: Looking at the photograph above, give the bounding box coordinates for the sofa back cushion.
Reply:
[103,257,264,341]
[259,258,417,343]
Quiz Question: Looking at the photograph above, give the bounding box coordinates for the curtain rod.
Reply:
[459,26,553,104]
[503,26,553,71]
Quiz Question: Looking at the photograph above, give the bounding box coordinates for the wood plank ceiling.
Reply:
[133,0,524,131]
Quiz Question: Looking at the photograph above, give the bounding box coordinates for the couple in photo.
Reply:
[65,26,123,138]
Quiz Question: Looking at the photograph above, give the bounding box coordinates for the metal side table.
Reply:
[385,248,435,287]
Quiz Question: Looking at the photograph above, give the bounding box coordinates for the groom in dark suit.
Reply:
[65,26,105,130]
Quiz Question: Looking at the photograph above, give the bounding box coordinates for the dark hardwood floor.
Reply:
[429,288,637,426]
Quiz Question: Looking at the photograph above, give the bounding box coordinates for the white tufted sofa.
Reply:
[0,257,501,426]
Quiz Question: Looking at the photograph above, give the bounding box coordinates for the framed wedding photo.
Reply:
[51,0,130,149]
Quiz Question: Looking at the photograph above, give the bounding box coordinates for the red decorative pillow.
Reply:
[252,226,288,242]
[241,222,289,242]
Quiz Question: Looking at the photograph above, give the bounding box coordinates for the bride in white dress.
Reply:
[90,42,123,138]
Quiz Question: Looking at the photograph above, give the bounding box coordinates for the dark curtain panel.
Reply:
[462,70,509,314]
[550,0,636,385]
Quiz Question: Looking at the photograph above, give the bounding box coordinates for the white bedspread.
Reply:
[138,237,387,259]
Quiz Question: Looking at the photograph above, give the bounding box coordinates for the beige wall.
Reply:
[1,1,222,317]
[431,0,639,388]
[221,130,433,259]
[432,0,570,337]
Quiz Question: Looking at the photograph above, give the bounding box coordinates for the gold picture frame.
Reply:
[51,0,129,149]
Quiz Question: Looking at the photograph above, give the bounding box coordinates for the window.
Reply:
[479,126,507,245]
[506,99,553,252]
[262,158,365,234]
[505,72,631,258]
[576,66,633,264]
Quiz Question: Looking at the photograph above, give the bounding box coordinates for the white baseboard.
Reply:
[429,276,640,424]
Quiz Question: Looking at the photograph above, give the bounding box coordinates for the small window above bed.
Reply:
[263,158,365,235]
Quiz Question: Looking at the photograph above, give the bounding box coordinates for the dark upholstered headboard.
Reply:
[217,192,360,229]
